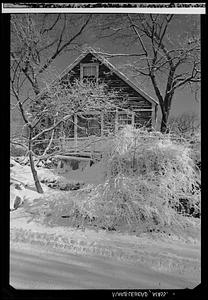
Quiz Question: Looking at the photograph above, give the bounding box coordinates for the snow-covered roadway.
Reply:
[10,244,197,290]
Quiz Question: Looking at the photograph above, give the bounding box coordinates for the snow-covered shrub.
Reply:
[26,126,200,237]
[72,126,201,234]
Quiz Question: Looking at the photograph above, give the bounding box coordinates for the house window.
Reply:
[80,63,99,81]
[77,113,101,137]
[117,112,134,130]
[118,113,132,125]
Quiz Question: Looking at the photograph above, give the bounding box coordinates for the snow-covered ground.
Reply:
[10,158,201,289]
[10,243,199,290]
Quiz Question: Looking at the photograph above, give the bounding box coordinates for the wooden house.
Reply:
[34,48,158,157]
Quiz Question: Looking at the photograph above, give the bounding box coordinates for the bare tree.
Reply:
[94,14,201,133]
[30,78,127,152]
[11,70,126,193]
[10,13,92,193]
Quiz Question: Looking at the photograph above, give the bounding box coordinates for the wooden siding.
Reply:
[38,52,153,128]
[65,53,152,112]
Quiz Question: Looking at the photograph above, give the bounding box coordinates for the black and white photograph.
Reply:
[3,2,204,296]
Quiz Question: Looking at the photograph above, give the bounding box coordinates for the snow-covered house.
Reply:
[34,48,158,155]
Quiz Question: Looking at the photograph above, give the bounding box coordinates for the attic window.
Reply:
[80,63,99,81]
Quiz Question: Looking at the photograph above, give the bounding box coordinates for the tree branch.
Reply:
[56,15,67,53]
[31,114,72,141]
[10,80,31,127]
[150,74,165,115]
[41,14,61,34]
[42,114,57,156]
[127,14,151,73]
[38,14,92,75]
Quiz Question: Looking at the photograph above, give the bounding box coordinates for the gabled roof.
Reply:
[37,47,158,106]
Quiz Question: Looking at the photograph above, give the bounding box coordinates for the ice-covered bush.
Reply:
[26,126,200,236]
[72,126,201,234]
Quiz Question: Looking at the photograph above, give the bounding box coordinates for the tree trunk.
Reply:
[28,127,44,194]
[160,112,169,133]
[29,151,44,194]
[160,94,173,133]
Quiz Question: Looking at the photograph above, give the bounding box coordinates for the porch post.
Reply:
[74,113,78,151]
[131,111,135,128]
[100,112,104,137]
[115,109,118,134]
[60,122,64,151]
[151,105,157,129]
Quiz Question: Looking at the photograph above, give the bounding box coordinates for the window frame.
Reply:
[76,111,101,137]
[80,63,99,81]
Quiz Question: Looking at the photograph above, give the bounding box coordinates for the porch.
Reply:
[34,108,153,172]
[58,109,135,153]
